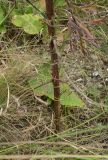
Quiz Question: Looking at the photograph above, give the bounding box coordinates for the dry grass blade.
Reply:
[0,154,108,159]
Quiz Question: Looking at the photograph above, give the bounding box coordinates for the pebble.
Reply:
[105,77,108,82]
[92,71,99,77]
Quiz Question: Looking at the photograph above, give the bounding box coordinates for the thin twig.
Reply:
[0,4,16,25]
[34,95,48,106]
[25,0,46,18]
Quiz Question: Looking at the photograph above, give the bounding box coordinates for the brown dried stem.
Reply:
[45,0,61,132]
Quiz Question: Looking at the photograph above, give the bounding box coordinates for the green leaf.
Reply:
[60,83,84,107]
[29,63,52,96]
[12,15,24,27]
[12,14,43,34]
[29,63,84,108]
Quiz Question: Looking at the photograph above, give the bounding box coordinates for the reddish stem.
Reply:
[45,0,61,132]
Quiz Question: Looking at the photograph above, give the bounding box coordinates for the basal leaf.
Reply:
[23,14,43,34]
[12,14,43,34]
[29,63,84,108]
[60,83,84,107]
[12,15,24,27]
[29,79,84,107]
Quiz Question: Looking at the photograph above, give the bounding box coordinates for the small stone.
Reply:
[105,78,108,82]
[92,71,99,77]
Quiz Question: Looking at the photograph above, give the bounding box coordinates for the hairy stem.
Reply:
[45,0,61,132]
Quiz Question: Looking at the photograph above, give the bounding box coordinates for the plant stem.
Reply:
[45,0,61,132]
